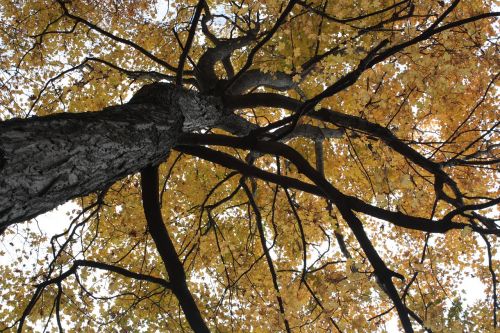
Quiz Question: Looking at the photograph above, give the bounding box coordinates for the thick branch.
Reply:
[227,69,299,95]
[224,93,458,193]
[73,260,173,288]
[197,26,258,91]
[141,165,209,332]
[177,140,495,235]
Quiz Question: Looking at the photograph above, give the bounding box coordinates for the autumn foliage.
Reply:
[0,0,498,332]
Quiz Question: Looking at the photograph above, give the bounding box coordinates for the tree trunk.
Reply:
[0,83,223,227]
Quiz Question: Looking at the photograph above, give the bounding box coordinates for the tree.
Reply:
[0,0,498,331]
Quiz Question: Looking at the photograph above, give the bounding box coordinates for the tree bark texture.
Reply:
[0,83,224,226]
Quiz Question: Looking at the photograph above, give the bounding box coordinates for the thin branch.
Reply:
[241,180,292,333]
[57,1,178,72]
[297,0,409,24]
[176,0,205,86]
[225,0,298,91]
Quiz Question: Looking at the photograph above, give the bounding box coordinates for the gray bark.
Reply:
[227,70,298,95]
[0,83,224,226]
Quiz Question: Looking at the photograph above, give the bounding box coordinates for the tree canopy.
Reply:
[0,0,499,332]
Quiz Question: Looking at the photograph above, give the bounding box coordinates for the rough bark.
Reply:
[0,83,224,227]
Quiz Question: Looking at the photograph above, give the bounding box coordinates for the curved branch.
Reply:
[196,29,258,91]
[368,11,500,66]
[227,69,299,95]
[224,93,460,200]
[140,166,209,333]
[15,259,171,332]
[73,260,173,288]
[176,140,498,235]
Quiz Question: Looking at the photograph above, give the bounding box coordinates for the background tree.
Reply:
[0,0,498,332]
